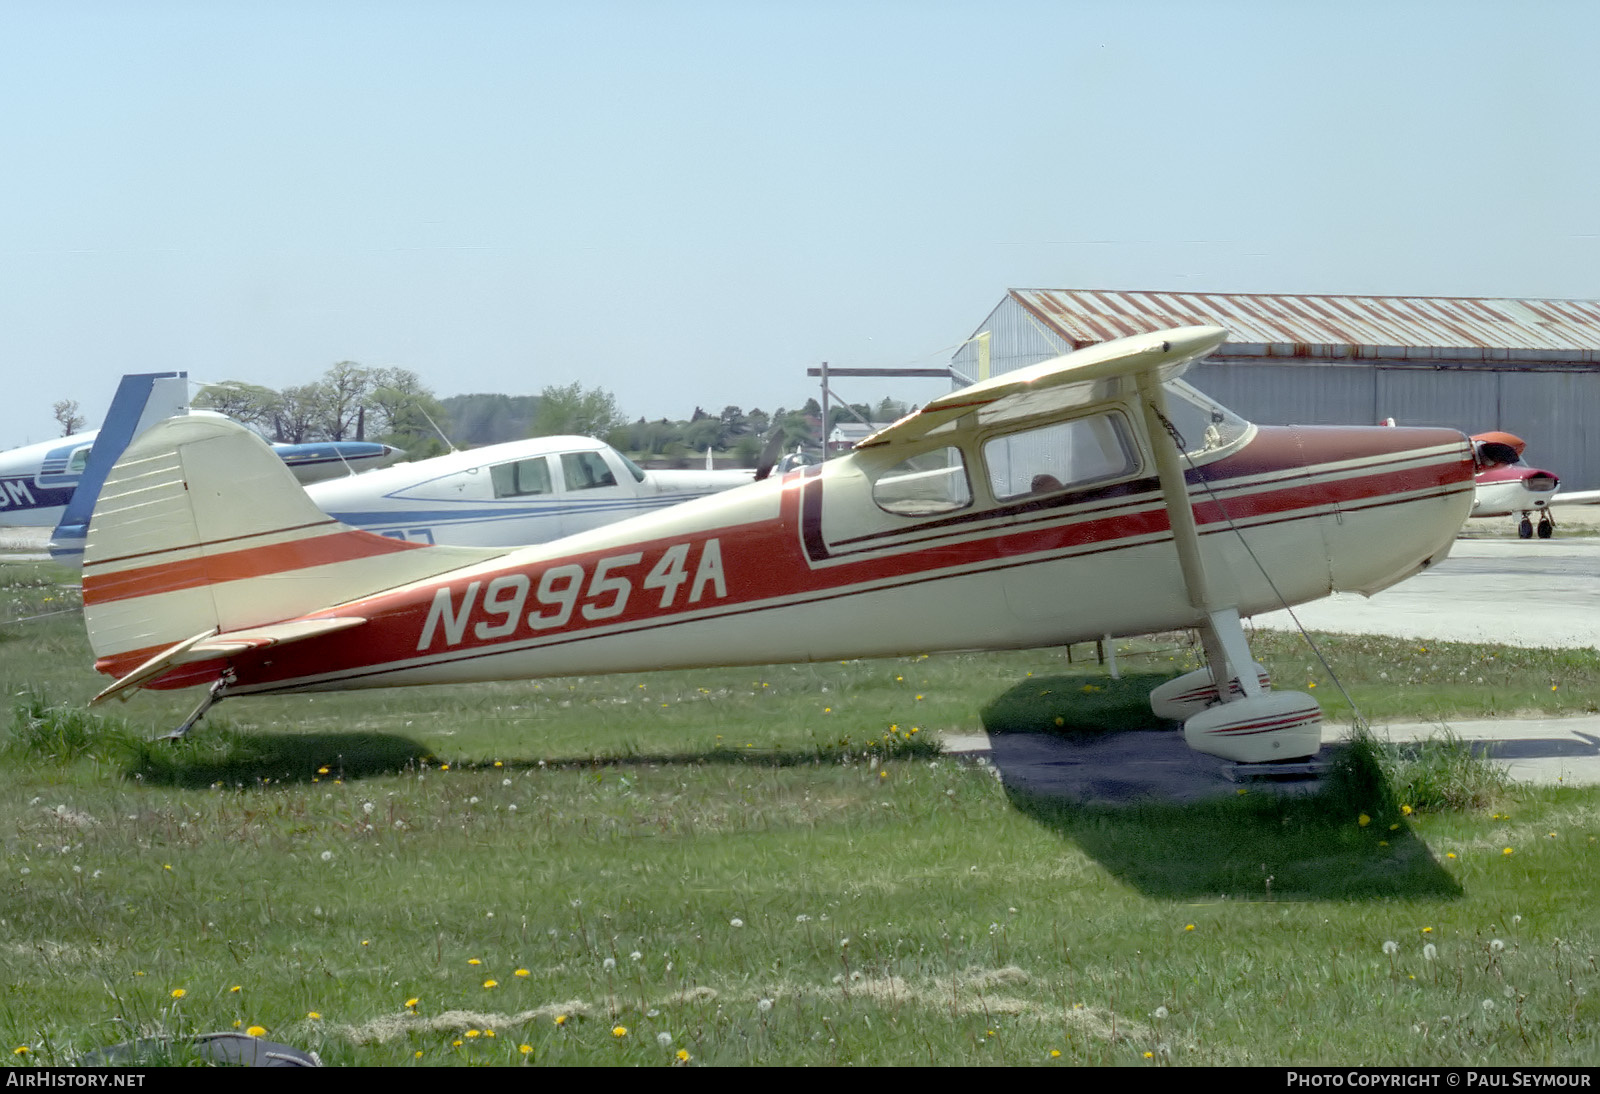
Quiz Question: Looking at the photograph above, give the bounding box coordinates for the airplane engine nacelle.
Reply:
[1182,691,1323,764]
[1149,664,1272,722]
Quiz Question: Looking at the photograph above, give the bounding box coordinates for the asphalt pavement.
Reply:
[944,532,1600,800]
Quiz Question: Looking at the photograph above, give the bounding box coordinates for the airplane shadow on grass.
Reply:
[980,672,1463,901]
[123,725,939,788]
[125,729,433,789]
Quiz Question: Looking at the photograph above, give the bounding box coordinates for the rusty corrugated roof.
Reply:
[1010,289,1600,360]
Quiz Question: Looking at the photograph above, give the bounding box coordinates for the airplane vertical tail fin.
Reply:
[49,372,191,560]
[83,415,505,684]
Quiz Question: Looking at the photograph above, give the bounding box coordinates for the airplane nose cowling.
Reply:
[1304,425,1476,597]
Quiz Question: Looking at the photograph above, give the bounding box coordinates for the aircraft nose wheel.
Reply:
[1537,515,1554,539]
[1518,517,1534,539]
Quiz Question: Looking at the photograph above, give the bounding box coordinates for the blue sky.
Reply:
[5,0,1598,445]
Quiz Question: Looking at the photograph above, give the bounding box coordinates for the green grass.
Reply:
[1,561,1597,1066]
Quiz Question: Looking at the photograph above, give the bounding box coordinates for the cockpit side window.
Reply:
[490,457,553,498]
[871,446,972,516]
[561,451,619,491]
[983,412,1137,501]
[67,446,92,474]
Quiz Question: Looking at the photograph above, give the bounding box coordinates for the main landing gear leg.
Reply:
[1149,608,1322,764]
[157,674,232,742]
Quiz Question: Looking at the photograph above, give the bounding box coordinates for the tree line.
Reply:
[183,363,911,466]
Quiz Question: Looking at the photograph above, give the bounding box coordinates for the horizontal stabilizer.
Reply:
[856,326,1227,451]
[91,617,368,704]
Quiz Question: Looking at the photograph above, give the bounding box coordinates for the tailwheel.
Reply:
[1537,514,1554,539]
[1182,691,1323,764]
[1518,517,1534,539]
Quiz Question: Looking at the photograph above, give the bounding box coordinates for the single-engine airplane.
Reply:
[80,326,1477,765]
[303,434,767,547]
[1468,431,1561,538]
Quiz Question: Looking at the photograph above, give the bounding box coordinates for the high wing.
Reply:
[856,326,1228,451]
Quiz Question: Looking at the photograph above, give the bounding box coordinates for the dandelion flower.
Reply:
[465,1030,480,1039]
[246,1026,266,1037]
[468,958,482,965]
[1423,943,1437,961]
[1383,940,1399,955]
[603,957,617,971]
[612,1026,628,1038]
[1358,814,1371,827]
[229,985,242,994]
[515,968,529,978]
[170,988,187,999]
[1491,939,1505,952]
[657,1032,673,1047]
[758,998,773,1012]
[307,1012,321,1020]
[1446,852,1457,859]
[320,851,333,862]
[1144,1051,1154,1059]
[730,917,744,928]
[483,979,498,989]
[1153,1006,1168,1019]
[1401,804,1413,815]
[1503,847,1514,856]
[1050,1049,1061,1058]
[555,1015,568,1026]
[677,1049,691,1062]
[1185,924,1195,932]
[406,998,419,1010]
[14,1046,29,1056]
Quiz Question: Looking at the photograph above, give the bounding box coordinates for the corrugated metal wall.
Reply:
[959,295,1600,490]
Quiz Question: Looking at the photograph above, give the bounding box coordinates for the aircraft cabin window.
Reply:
[561,451,619,491]
[68,447,92,473]
[983,412,1136,501]
[490,457,553,498]
[872,446,972,516]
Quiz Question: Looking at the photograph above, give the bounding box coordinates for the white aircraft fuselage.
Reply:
[305,435,755,547]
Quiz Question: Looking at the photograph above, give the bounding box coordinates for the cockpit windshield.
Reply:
[1158,379,1252,460]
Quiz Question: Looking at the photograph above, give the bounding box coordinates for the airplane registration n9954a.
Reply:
[79,326,1478,765]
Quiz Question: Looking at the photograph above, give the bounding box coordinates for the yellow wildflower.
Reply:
[613,1025,628,1038]
[247,1026,266,1037]
[170,988,186,999]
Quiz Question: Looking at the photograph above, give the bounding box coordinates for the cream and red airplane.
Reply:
[80,326,1477,765]
[1465,431,1600,538]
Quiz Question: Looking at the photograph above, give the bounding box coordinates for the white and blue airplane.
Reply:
[2,373,192,532]
[1,372,403,557]
[304,435,768,547]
